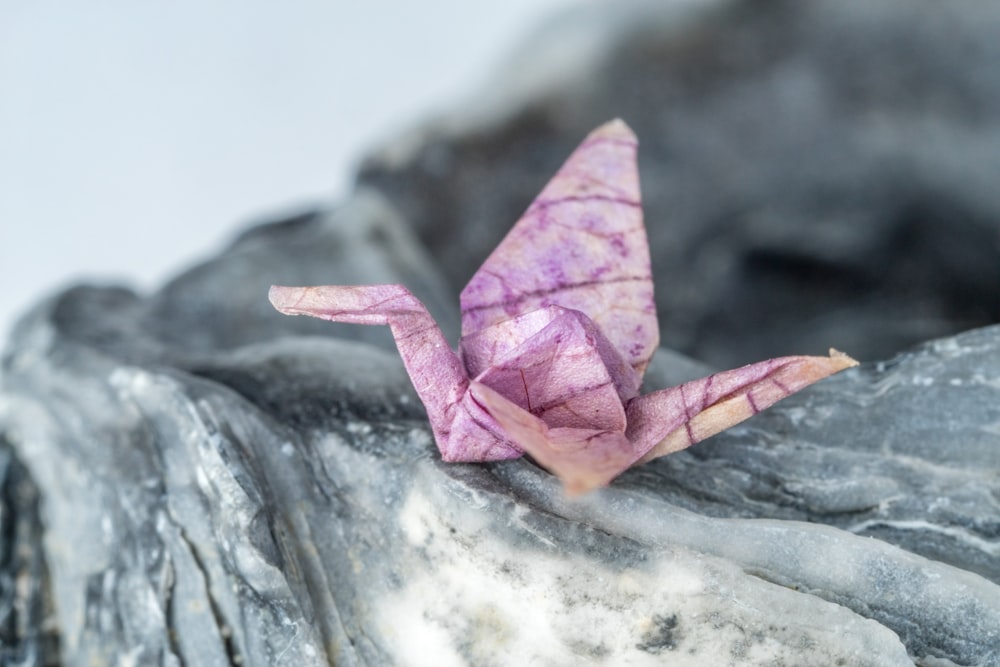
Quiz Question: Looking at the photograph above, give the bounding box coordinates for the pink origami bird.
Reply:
[270,120,857,495]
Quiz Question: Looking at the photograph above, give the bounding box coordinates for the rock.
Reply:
[4,0,1000,665]
[0,440,59,665]
[5,236,1000,665]
[360,0,1000,368]
[53,192,457,367]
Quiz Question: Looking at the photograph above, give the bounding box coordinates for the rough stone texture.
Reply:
[3,0,1000,665]
[0,441,59,666]
[4,242,1000,664]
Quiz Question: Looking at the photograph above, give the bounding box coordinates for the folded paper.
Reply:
[270,120,857,494]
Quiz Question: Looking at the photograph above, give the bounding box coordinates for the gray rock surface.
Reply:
[3,0,1000,665]
[5,235,1000,665]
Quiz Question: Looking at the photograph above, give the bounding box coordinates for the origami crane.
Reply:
[270,120,857,494]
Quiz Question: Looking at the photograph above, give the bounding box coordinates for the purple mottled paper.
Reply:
[270,120,857,493]
[460,120,658,376]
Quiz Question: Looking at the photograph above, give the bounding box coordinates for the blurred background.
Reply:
[0,0,574,337]
[3,0,998,367]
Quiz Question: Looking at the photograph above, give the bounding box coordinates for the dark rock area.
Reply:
[360,0,1000,368]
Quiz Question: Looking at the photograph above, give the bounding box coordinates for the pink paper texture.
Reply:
[270,120,857,493]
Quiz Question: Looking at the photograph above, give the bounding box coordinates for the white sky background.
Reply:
[0,0,575,337]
